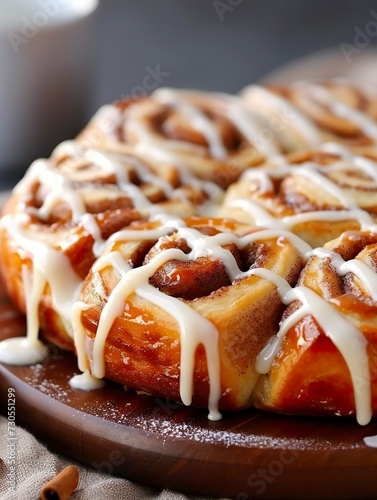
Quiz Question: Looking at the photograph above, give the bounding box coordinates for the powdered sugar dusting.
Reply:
[23,362,72,404]
[6,349,368,452]
[126,414,358,450]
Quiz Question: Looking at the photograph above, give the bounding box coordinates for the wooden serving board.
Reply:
[1,282,377,499]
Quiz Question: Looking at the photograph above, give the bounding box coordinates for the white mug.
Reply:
[0,0,99,185]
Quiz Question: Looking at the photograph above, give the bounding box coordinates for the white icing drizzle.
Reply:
[296,166,357,206]
[52,139,85,160]
[154,88,228,160]
[240,85,322,147]
[84,149,176,204]
[0,260,49,364]
[301,83,377,142]
[82,104,124,144]
[230,199,368,231]
[69,371,105,391]
[137,283,221,421]
[102,216,185,253]
[320,142,377,183]
[84,142,223,211]
[0,337,48,366]
[138,88,281,158]
[16,159,86,220]
[310,247,377,301]
[0,214,82,355]
[81,213,106,258]
[252,268,371,426]
[219,93,280,157]
[71,300,93,373]
[134,141,217,197]
[364,435,377,448]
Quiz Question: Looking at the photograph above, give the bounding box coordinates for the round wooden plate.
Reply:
[1,282,377,499]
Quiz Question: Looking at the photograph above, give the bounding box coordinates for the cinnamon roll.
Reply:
[241,81,377,150]
[253,230,377,425]
[73,216,304,416]
[220,143,377,247]
[77,89,287,188]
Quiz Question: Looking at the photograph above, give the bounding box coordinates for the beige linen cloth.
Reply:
[0,417,229,500]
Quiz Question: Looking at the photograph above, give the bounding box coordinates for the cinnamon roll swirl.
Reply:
[241,81,377,150]
[220,143,377,247]
[77,89,287,188]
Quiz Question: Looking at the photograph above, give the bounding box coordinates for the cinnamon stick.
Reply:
[40,465,79,500]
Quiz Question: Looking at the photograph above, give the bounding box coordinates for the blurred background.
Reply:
[92,0,377,104]
[1,0,377,188]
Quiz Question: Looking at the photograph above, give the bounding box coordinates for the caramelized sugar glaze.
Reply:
[2,81,377,423]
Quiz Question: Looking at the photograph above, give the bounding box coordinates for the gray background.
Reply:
[91,0,377,105]
[2,0,377,188]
